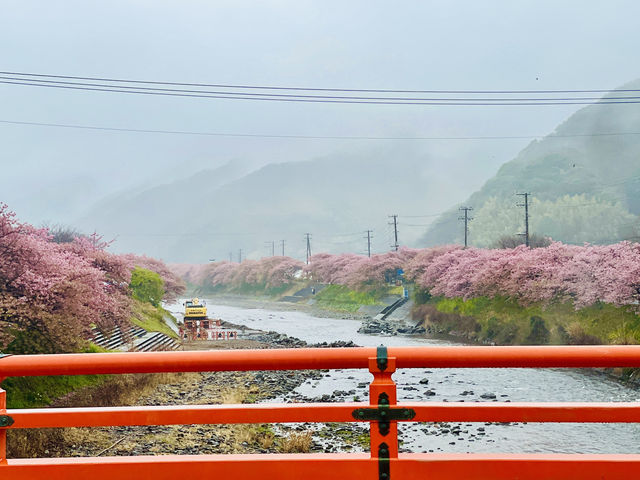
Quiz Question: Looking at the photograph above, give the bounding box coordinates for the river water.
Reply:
[168,301,640,454]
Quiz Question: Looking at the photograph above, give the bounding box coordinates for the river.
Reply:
[167,301,640,454]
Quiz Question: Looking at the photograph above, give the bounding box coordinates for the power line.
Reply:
[3,77,640,105]
[401,212,449,218]
[5,74,640,103]
[264,240,275,257]
[3,119,640,141]
[3,70,640,94]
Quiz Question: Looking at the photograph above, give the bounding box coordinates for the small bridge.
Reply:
[2,345,640,479]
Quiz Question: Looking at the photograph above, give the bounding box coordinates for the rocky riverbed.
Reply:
[358,315,425,336]
[60,324,363,458]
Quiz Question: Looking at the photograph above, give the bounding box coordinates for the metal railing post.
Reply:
[368,346,397,480]
[0,382,7,465]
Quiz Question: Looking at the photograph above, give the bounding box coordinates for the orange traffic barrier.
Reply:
[2,345,640,479]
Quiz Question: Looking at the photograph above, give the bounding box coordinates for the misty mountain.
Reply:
[76,159,256,258]
[77,152,450,263]
[420,80,640,247]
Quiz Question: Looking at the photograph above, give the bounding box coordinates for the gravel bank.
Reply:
[60,325,361,457]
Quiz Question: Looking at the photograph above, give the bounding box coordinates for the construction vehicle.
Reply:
[183,298,207,320]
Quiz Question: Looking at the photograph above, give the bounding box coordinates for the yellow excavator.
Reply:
[183,298,207,320]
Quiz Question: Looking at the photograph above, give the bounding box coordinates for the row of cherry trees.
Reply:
[413,242,640,308]
[177,241,640,309]
[0,204,185,353]
[173,256,307,290]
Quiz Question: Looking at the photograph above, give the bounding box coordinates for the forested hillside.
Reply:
[421,79,640,246]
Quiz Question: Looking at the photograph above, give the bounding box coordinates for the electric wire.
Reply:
[4,118,640,141]
[3,70,640,94]
[3,75,640,103]
[3,77,640,105]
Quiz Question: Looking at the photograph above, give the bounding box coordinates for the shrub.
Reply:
[525,316,550,345]
[129,267,164,307]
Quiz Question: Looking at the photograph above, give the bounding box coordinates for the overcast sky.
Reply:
[1,0,640,226]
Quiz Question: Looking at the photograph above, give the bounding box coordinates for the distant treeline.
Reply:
[174,241,640,310]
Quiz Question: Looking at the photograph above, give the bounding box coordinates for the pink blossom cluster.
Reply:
[0,204,185,353]
[305,248,420,290]
[411,242,640,308]
[174,256,306,289]
[175,242,640,309]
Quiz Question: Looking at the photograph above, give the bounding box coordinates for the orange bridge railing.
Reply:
[2,345,640,479]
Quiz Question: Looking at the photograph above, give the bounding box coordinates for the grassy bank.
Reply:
[6,372,193,458]
[191,281,396,314]
[191,281,302,299]
[130,299,179,339]
[313,285,387,312]
[412,294,640,345]
[3,301,178,410]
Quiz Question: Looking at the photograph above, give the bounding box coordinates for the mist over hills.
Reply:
[77,151,451,263]
[420,80,640,247]
[76,81,640,262]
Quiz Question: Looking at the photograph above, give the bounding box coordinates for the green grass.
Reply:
[193,281,301,299]
[421,295,640,345]
[130,300,179,339]
[1,342,113,408]
[1,294,179,410]
[2,374,108,409]
[313,285,385,312]
[387,285,404,296]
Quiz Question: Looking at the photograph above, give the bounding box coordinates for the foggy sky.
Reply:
[2,1,639,234]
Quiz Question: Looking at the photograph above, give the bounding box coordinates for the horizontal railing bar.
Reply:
[3,453,375,479]
[3,346,640,377]
[396,453,640,480]
[392,345,640,368]
[407,402,640,423]
[6,402,361,428]
[0,348,375,376]
[4,453,640,480]
[6,402,640,429]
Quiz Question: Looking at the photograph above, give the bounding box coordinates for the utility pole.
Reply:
[280,239,286,256]
[238,248,243,263]
[516,193,531,247]
[305,233,312,264]
[458,207,473,248]
[229,252,233,262]
[389,215,399,251]
[264,241,275,257]
[365,230,373,258]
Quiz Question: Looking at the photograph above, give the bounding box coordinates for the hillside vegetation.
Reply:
[413,296,640,346]
[0,204,185,409]
[421,79,640,246]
